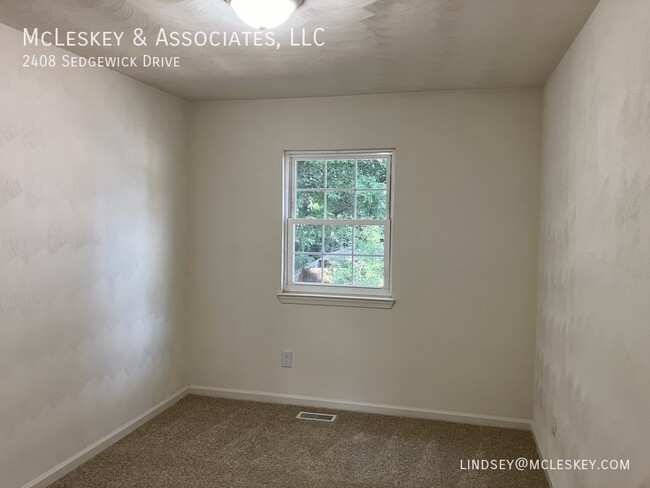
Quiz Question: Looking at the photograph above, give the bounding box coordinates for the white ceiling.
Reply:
[0,0,599,100]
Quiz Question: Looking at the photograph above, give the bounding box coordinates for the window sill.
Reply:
[277,293,395,309]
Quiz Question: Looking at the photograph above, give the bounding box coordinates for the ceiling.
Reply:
[0,0,599,100]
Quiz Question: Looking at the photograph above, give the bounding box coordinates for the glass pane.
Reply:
[324,225,353,253]
[357,158,387,189]
[326,160,355,189]
[356,191,387,219]
[353,256,384,287]
[296,191,324,218]
[326,191,354,219]
[297,160,324,189]
[295,224,322,253]
[324,255,353,285]
[355,225,384,255]
[294,254,323,283]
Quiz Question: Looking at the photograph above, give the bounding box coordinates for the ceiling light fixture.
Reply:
[225,0,303,30]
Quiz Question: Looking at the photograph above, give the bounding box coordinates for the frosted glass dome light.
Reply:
[227,0,302,30]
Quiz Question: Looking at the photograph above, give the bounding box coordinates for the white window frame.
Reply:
[278,149,395,309]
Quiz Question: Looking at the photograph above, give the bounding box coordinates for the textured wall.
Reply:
[187,89,541,421]
[0,24,188,488]
[534,0,650,487]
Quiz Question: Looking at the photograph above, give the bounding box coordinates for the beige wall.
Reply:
[0,24,188,488]
[187,89,542,421]
[535,0,650,487]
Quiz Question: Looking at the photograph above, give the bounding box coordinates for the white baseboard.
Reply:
[189,385,532,431]
[21,386,189,488]
[531,423,556,488]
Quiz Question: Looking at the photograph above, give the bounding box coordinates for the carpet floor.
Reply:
[49,395,549,488]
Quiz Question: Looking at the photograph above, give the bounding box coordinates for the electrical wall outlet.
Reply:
[281,351,292,368]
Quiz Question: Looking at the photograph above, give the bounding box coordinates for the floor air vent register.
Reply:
[296,412,337,422]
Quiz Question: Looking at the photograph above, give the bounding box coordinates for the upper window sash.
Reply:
[289,153,392,221]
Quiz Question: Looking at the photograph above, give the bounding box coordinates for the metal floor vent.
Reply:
[296,411,337,422]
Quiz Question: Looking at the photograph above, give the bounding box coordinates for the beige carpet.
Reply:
[49,395,548,488]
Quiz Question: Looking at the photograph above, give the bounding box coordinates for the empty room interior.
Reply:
[1,0,649,487]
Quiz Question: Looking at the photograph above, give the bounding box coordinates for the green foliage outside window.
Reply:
[294,158,388,288]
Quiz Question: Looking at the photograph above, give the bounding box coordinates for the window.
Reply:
[279,150,395,308]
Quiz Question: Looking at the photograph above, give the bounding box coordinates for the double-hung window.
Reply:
[279,150,395,308]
